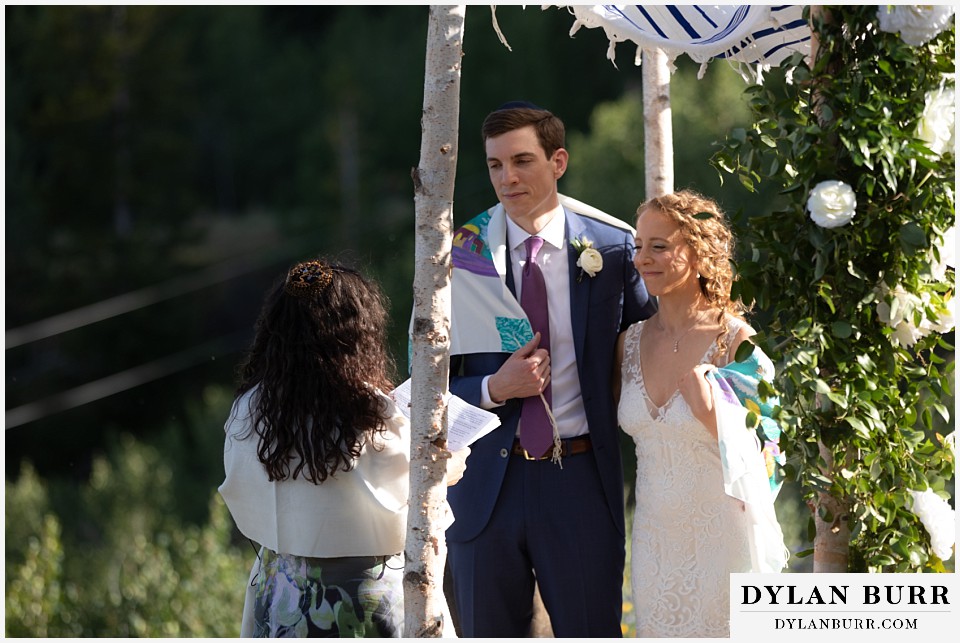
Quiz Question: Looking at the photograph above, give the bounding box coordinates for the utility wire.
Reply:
[5,241,321,428]
[5,330,250,430]
[6,246,301,349]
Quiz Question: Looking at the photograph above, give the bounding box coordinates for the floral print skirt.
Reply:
[252,549,404,638]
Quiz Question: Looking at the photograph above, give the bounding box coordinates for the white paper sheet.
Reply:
[390,378,501,451]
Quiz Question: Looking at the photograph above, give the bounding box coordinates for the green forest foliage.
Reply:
[6,6,809,634]
[6,4,760,473]
[5,387,249,637]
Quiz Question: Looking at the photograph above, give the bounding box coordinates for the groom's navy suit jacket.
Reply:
[447,208,657,543]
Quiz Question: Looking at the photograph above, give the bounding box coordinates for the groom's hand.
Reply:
[487,332,551,404]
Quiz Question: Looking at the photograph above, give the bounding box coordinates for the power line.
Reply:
[5,241,322,428]
[5,330,250,430]
[5,247,299,349]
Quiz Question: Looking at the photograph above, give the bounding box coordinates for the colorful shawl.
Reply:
[706,347,789,572]
[446,194,634,357]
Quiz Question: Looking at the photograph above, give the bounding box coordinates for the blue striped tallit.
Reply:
[559,5,811,72]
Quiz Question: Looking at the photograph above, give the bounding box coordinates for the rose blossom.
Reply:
[876,282,924,347]
[918,291,955,335]
[807,180,857,228]
[918,84,955,157]
[577,247,604,277]
[908,488,956,561]
[926,239,952,282]
[876,282,954,346]
[936,226,956,273]
[877,5,955,46]
[876,282,921,327]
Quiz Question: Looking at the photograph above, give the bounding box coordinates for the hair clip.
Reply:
[283,260,334,297]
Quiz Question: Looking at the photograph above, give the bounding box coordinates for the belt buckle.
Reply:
[521,446,547,461]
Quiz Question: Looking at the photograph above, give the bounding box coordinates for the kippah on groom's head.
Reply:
[495,100,544,111]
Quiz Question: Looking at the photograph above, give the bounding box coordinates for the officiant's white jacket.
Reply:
[219,387,414,557]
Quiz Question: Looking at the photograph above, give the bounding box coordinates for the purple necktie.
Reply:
[519,236,553,458]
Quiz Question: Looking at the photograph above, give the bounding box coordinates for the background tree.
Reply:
[405,4,464,637]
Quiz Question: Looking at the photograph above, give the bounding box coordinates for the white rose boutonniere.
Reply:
[807,180,857,229]
[570,236,603,282]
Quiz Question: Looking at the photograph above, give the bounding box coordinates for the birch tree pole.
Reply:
[806,6,851,574]
[642,47,674,199]
[404,5,465,638]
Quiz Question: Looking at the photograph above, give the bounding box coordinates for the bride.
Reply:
[614,190,788,638]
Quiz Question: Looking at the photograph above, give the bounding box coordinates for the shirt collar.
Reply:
[505,203,567,253]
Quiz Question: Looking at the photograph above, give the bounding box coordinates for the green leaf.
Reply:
[794,318,813,336]
[933,403,950,422]
[734,340,756,363]
[899,222,926,250]
[826,391,848,408]
[814,252,828,281]
[831,322,852,339]
[856,354,875,371]
[847,416,871,439]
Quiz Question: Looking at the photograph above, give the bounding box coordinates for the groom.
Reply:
[445,102,657,637]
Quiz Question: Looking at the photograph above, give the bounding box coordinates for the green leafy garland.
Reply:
[712,6,955,571]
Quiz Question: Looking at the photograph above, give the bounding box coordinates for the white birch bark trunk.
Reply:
[813,442,850,572]
[807,8,851,573]
[404,5,465,638]
[642,48,674,199]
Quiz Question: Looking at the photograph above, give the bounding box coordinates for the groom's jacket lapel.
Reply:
[566,211,590,366]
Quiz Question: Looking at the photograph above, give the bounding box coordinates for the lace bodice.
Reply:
[618,318,753,638]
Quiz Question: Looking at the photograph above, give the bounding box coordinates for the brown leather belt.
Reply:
[511,435,592,460]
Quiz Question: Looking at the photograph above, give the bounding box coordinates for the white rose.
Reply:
[891,320,925,348]
[935,226,956,273]
[908,488,956,561]
[877,5,955,46]
[577,247,604,277]
[926,244,951,282]
[876,282,926,347]
[875,283,921,328]
[918,85,955,157]
[944,432,956,458]
[932,304,955,334]
[919,291,956,334]
[807,180,857,228]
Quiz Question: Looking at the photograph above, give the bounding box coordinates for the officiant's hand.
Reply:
[446,447,470,486]
[487,333,551,404]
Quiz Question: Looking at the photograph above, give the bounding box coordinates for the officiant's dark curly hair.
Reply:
[234,259,396,483]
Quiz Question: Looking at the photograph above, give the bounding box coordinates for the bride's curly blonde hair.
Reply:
[636,189,751,361]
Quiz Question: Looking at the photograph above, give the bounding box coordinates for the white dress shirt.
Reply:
[481,204,589,439]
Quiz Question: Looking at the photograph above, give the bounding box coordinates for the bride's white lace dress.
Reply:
[618,319,753,638]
